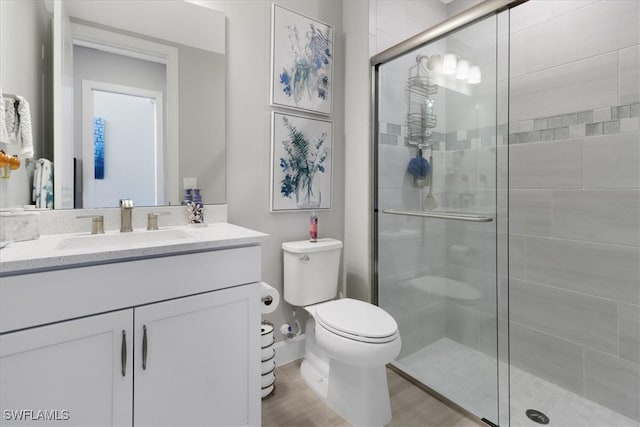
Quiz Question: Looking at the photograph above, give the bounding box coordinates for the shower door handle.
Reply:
[383,209,493,222]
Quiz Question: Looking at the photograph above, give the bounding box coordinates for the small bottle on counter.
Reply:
[192,188,202,206]
[309,212,318,243]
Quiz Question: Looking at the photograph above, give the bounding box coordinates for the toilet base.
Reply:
[300,358,392,427]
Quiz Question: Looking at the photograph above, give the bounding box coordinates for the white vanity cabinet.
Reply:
[134,286,256,426]
[0,246,262,427]
[0,310,134,426]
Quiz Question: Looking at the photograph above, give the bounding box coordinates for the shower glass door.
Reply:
[374,12,508,425]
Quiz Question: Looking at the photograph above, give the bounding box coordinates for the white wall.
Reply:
[343,0,371,302]
[0,0,52,208]
[198,0,345,340]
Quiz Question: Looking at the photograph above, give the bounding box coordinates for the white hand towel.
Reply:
[1,93,34,159]
[39,159,54,209]
[33,160,43,206]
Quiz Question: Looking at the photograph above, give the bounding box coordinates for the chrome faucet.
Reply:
[120,199,134,232]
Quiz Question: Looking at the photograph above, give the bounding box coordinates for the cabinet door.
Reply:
[0,310,133,426]
[134,284,260,427]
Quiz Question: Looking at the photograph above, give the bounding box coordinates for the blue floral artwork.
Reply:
[271,4,333,115]
[93,117,105,179]
[271,112,332,211]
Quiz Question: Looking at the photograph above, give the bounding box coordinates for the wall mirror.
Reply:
[52,0,226,209]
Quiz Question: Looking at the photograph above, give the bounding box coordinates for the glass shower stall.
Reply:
[372,1,639,426]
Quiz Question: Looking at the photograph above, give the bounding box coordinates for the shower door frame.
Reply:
[370,0,527,425]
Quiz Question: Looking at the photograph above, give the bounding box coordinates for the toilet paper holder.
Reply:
[262,295,273,306]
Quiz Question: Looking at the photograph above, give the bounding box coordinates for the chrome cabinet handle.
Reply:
[142,325,148,370]
[121,330,127,377]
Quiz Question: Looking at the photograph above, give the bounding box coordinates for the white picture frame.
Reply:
[270,3,334,116]
[270,112,333,211]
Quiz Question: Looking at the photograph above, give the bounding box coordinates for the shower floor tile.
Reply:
[398,338,639,427]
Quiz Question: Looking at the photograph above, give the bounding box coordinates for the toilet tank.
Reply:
[282,238,343,306]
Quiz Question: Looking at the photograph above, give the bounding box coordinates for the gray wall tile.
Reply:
[612,105,630,120]
[619,45,640,105]
[446,302,479,350]
[540,129,554,141]
[619,303,640,364]
[509,53,618,122]
[594,107,612,123]
[584,349,640,421]
[534,118,548,130]
[525,236,640,304]
[552,190,640,246]
[510,140,582,189]
[477,312,498,358]
[554,127,570,140]
[562,113,578,127]
[583,132,640,189]
[510,323,584,396]
[509,234,525,279]
[620,117,640,133]
[396,303,447,358]
[510,278,618,354]
[548,115,563,129]
[578,110,594,124]
[569,124,586,138]
[386,123,402,136]
[603,120,620,134]
[509,190,553,237]
[586,122,602,136]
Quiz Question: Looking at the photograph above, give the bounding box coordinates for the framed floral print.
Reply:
[270,4,334,116]
[270,112,333,211]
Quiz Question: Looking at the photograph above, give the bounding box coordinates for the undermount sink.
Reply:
[56,229,193,251]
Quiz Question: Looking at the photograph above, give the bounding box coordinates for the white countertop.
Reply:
[0,223,268,276]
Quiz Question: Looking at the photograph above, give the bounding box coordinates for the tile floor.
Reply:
[262,359,480,427]
[399,338,640,427]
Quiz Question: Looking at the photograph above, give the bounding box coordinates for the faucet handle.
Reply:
[147,212,170,231]
[76,215,105,235]
[120,199,134,209]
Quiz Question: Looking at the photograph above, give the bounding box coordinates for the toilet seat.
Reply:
[314,299,399,344]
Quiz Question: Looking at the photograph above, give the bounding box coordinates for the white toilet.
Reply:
[282,238,401,427]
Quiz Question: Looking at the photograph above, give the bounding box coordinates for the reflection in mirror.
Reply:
[55,0,226,209]
[0,0,53,209]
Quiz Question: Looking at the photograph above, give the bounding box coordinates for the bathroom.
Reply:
[0,0,638,426]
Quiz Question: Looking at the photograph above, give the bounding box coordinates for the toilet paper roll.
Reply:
[260,282,280,314]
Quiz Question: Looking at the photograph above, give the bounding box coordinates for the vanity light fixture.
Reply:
[455,59,470,80]
[468,66,482,84]
[442,53,457,75]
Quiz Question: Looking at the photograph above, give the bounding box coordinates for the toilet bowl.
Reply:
[282,239,402,426]
[282,238,401,426]
[309,298,401,367]
[299,299,401,427]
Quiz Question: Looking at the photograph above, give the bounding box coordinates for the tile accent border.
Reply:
[379,103,640,151]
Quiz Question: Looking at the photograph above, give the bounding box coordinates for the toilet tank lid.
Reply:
[282,238,343,253]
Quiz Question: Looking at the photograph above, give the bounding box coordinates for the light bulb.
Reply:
[456,60,470,80]
[426,54,442,73]
[442,54,457,75]
[468,66,481,84]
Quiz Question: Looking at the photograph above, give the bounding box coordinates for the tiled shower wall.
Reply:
[507,0,639,421]
[376,0,639,422]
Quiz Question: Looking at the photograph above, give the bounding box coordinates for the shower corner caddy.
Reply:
[406,54,438,150]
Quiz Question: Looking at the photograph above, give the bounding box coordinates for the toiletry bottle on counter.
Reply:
[309,212,318,242]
